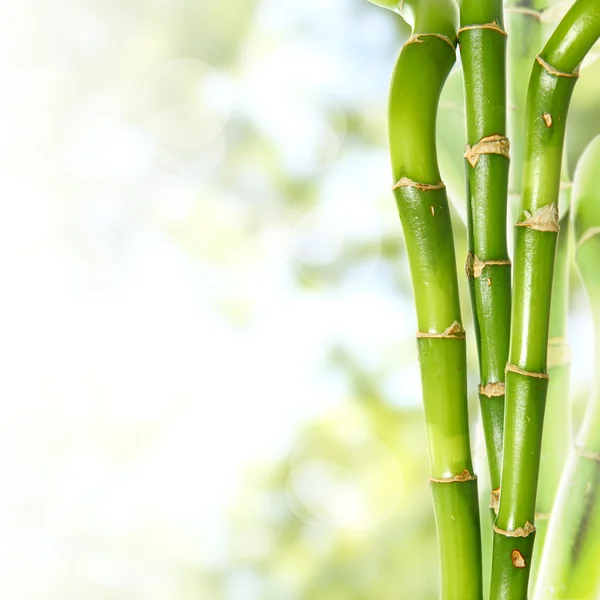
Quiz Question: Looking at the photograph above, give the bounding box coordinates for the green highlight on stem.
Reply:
[458,0,511,500]
[388,2,482,597]
[491,1,600,598]
[533,135,600,600]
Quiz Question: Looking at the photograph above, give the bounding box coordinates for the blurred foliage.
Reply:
[226,398,439,600]
[214,2,600,599]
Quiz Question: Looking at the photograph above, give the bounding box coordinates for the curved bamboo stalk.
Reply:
[531,177,572,587]
[491,1,600,597]
[503,0,575,583]
[533,135,600,600]
[388,2,482,597]
[504,0,566,201]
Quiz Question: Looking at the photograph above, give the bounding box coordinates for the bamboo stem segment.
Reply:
[459,0,511,504]
[491,1,600,598]
[531,180,572,588]
[388,2,482,597]
[533,134,600,600]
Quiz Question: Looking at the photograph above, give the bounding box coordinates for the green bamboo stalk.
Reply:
[504,0,557,202]
[491,2,600,598]
[504,0,575,580]
[459,0,511,504]
[533,134,600,600]
[530,177,572,588]
[387,2,482,597]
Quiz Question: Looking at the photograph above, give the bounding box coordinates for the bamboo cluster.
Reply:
[365,0,600,596]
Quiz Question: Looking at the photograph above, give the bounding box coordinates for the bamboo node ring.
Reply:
[504,7,542,19]
[392,177,445,192]
[505,364,549,380]
[505,5,569,24]
[404,33,456,51]
[465,252,511,278]
[479,382,506,398]
[515,203,560,232]
[493,522,536,538]
[464,135,510,168]
[536,54,580,78]
[430,469,477,484]
[417,321,465,340]
[457,21,507,36]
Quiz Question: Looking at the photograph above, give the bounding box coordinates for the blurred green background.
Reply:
[2,0,600,598]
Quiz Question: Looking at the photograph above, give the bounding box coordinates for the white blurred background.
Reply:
[0,1,420,597]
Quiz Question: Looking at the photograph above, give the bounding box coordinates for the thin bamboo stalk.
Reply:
[531,178,572,587]
[388,2,482,597]
[490,1,600,597]
[459,0,511,505]
[533,134,600,600]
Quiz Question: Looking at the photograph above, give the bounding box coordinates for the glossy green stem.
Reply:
[491,2,600,598]
[389,3,482,597]
[531,193,572,588]
[533,135,600,600]
[504,0,559,200]
[459,0,511,498]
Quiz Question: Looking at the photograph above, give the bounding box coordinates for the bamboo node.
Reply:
[469,255,511,278]
[577,226,600,249]
[457,21,507,37]
[490,487,500,513]
[429,468,477,484]
[504,7,542,20]
[512,550,526,569]
[493,521,536,538]
[479,382,505,398]
[515,203,559,233]
[575,445,600,462]
[404,33,455,51]
[547,337,571,368]
[505,363,549,380]
[536,54,580,79]
[506,3,571,23]
[559,180,573,190]
[416,321,465,340]
[464,135,510,168]
[392,177,445,192]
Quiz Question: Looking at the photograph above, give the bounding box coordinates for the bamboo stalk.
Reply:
[490,1,600,597]
[533,135,600,600]
[531,178,572,588]
[459,0,511,504]
[504,0,558,203]
[503,0,574,583]
[388,2,482,597]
